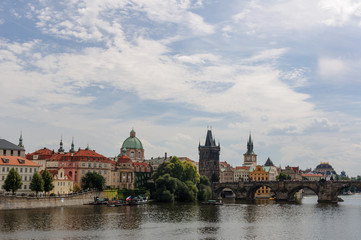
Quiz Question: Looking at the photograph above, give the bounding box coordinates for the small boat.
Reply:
[202,200,223,205]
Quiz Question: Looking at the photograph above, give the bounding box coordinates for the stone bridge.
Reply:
[212,180,361,203]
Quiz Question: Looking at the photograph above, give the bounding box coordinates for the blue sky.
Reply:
[1,0,361,176]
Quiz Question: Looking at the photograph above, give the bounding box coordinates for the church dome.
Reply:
[121,129,143,150]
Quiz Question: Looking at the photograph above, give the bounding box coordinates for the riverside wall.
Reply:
[0,191,100,210]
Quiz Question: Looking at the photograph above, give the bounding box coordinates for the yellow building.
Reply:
[48,168,73,195]
[249,165,273,198]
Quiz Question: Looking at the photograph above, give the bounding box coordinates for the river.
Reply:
[1,195,361,240]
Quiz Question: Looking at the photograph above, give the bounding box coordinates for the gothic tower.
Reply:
[243,133,257,167]
[199,129,220,183]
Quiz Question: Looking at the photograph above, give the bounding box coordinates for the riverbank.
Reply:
[0,191,98,210]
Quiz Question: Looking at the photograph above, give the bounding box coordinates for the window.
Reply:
[20,168,23,173]
[2,167,4,172]
[82,170,85,174]
[2,176,4,180]
[25,168,27,173]
[24,185,27,189]
[25,176,27,181]
[30,168,32,173]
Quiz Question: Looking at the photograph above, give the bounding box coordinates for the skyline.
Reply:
[1,1,361,176]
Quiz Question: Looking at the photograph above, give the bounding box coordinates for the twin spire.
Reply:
[58,136,75,153]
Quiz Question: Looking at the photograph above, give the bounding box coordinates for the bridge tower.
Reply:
[243,133,257,167]
[199,129,220,183]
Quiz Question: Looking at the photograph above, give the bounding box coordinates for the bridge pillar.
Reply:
[317,182,339,203]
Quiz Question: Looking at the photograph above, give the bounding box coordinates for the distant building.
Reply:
[302,173,323,181]
[46,148,115,188]
[47,168,73,195]
[282,165,302,180]
[314,162,336,178]
[116,148,135,189]
[26,147,54,171]
[249,165,273,198]
[234,166,250,182]
[0,155,40,193]
[0,136,26,158]
[121,129,144,162]
[243,133,257,167]
[219,161,234,183]
[198,129,220,183]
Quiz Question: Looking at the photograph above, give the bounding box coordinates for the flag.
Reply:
[126,196,132,201]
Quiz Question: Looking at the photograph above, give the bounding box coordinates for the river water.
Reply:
[1,195,361,240]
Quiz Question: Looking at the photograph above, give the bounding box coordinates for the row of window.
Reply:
[2,175,33,181]
[1,167,37,174]
[81,169,107,175]
[57,181,71,186]
[1,150,22,156]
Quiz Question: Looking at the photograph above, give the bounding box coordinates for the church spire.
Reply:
[69,137,75,153]
[18,131,24,149]
[246,132,254,155]
[58,135,64,153]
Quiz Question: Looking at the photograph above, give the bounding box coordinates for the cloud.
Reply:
[318,57,348,79]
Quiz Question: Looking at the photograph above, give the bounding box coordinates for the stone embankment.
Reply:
[0,191,98,210]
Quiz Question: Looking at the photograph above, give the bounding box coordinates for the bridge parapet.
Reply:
[212,180,361,203]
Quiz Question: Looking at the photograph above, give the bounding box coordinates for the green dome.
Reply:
[121,129,143,149]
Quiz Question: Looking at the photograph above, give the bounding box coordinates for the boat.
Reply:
[202,200,223,205]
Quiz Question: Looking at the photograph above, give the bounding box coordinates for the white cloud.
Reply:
[318,57,349,79]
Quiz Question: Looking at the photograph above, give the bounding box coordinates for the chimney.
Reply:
[165,152,167,160]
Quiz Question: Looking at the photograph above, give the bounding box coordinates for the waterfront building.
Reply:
[282,165,302,180]
[219,161,234,183]
[234,166,250,181]
[198,129,220,183]
[26,147,54,171]
[249,165,272,198]
[0,155,40,193]
[145,153,171,172]
[115,148,135,189]
[302,173,323,181]
[243,133,257,167]
[0,137,26,158]
[46,148,115,188]
[314,162,336,179]
[263,158,279,180]
[121,129,144,162]
[47,168,73,195]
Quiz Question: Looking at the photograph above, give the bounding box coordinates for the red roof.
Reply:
[26,148,54,160]
[0,156,40,167]
[47,149,115,164]
[118,155,131,164]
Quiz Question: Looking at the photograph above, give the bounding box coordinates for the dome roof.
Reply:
[121,129,143,150]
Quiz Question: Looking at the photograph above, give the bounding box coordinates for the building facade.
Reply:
[243,133,257,167]
[0,156,40,193]
[121,129,144,162]
[198,129,220,183]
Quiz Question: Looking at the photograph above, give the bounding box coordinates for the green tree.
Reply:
[182,161,200,184]
[276,172,288,181]
[30,172,44,197]
[197,175,212,201]
[41,169,54,196]
[81,172,105,191]
[2,168,23,195]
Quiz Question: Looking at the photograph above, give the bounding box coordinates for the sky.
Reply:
[1,0,361,176]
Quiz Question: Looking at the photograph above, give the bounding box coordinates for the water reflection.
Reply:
[0,196,361,240]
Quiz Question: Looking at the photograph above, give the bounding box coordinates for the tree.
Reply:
[276,172,288,181]
[2,168,23,195]
[30,172,44,197]
[41,169,54,195]
[81,172,105,191]
[197,175,212,201]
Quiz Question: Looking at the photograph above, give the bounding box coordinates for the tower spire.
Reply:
[18,131,24,148]
[58,135,64,153]
[70,137,75,153]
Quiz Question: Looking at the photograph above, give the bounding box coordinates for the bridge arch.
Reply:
[287,185,319,201]
[247,182,276,200]
[213,185,238,198]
